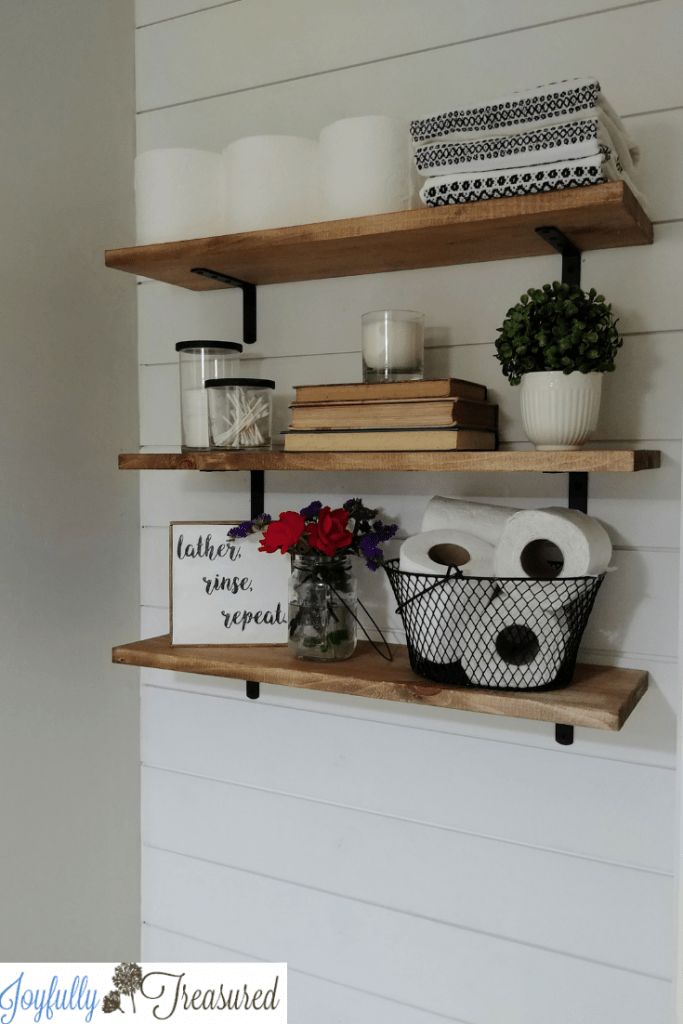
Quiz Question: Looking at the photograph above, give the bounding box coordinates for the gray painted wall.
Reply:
[0,1,140,958]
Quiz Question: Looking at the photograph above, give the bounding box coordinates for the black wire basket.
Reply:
[383,559,604,691]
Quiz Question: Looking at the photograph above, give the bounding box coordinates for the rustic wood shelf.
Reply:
[105,182,651,290]
[113,635,647,731]
[119,448,660,473]
[111,184,655,739]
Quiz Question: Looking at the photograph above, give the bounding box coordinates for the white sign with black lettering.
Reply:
[170,522,289,645]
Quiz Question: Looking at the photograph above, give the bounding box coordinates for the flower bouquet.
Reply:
[229,499,397,660]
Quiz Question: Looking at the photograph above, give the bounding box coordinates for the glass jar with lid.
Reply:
[205,377,275,449]
[176,341,242,450]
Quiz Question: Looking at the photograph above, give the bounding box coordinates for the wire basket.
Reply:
[383,559,604,691]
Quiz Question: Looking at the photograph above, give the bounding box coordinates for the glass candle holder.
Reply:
[206,377,275,449]
[361,310,424,383]
[176,341,242,450]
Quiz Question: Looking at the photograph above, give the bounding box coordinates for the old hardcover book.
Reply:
[289,396,497,430]
[293,377,488,404]
[283,427,497,452]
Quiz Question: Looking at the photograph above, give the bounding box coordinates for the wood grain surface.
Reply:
[119,448,661,473]
[113,635,648,730]
[105,182,652,290]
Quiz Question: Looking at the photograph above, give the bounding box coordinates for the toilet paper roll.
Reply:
[493,578,569,615]
[319,116,414,220]
[494,507,612,579]
[460,604,571,689]
[400,568,497,666]
[135,148,223,244]
[421,497,521,547]
[399,530,495,577]
[222,135,320,233]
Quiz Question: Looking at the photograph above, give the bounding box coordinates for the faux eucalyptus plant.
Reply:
[494,281,622,385]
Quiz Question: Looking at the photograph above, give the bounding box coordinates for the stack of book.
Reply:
[283,378,497,452]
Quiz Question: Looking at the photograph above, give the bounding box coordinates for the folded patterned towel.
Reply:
[414,110,637,179]
[418,151,647,208]
[410,77,638,159]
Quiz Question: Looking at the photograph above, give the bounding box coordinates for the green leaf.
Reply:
[327,629,350,646]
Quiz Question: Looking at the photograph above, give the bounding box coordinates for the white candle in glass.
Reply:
[361,310,424,381]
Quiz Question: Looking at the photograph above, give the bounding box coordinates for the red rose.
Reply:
[259,510,306,554]
[306,506,353,556]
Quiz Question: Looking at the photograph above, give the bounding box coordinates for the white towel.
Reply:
[410,77,638,162]
[419,151,648,210]
[414,111,637,179]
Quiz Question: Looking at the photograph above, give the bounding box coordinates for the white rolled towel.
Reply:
[319,115,415,220]
[135,148,223,244]
[222,135,320,233]
[494,507,612,579]
[421,497,521,546]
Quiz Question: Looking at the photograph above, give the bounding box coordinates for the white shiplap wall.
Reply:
[133,1,682,1020]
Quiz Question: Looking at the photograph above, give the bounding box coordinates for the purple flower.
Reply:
[228,513,271,538]
[299,500,323,521]
[359,521,398,570]
[360,534,381,559]
[228,521,252,538]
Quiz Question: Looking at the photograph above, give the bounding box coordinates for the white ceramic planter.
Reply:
[519,370,603,450]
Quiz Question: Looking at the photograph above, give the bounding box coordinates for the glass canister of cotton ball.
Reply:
[206,377,275,449]
[176,341,242,450]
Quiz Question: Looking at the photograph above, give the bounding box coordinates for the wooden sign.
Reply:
[170,522,290,645]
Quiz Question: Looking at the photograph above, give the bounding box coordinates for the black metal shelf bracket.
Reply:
[535,226,581,287]
[549,471,589,746]
[190,267,257,345]
[555,724,574,746]
[250,469,265,520]
[535,225,585,745]
[568,471,588,515]
[244,468,266,700]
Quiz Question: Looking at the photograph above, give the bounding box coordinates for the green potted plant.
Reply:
[494,281,622,450]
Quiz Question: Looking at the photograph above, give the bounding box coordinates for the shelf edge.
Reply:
[113,636,648,731]
[117,449,661,473]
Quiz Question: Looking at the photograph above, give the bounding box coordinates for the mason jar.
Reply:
[288,551,357,661]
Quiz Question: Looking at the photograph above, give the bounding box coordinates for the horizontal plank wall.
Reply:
[132,0,681,1020]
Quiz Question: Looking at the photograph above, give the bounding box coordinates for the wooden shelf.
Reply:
[113,635,647,731]
[119,447,660,473]
[105,182,652,290]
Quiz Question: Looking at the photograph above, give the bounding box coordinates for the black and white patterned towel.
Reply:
[410,77,635,155]
[418,153,627,207]
[414,113,634,178]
